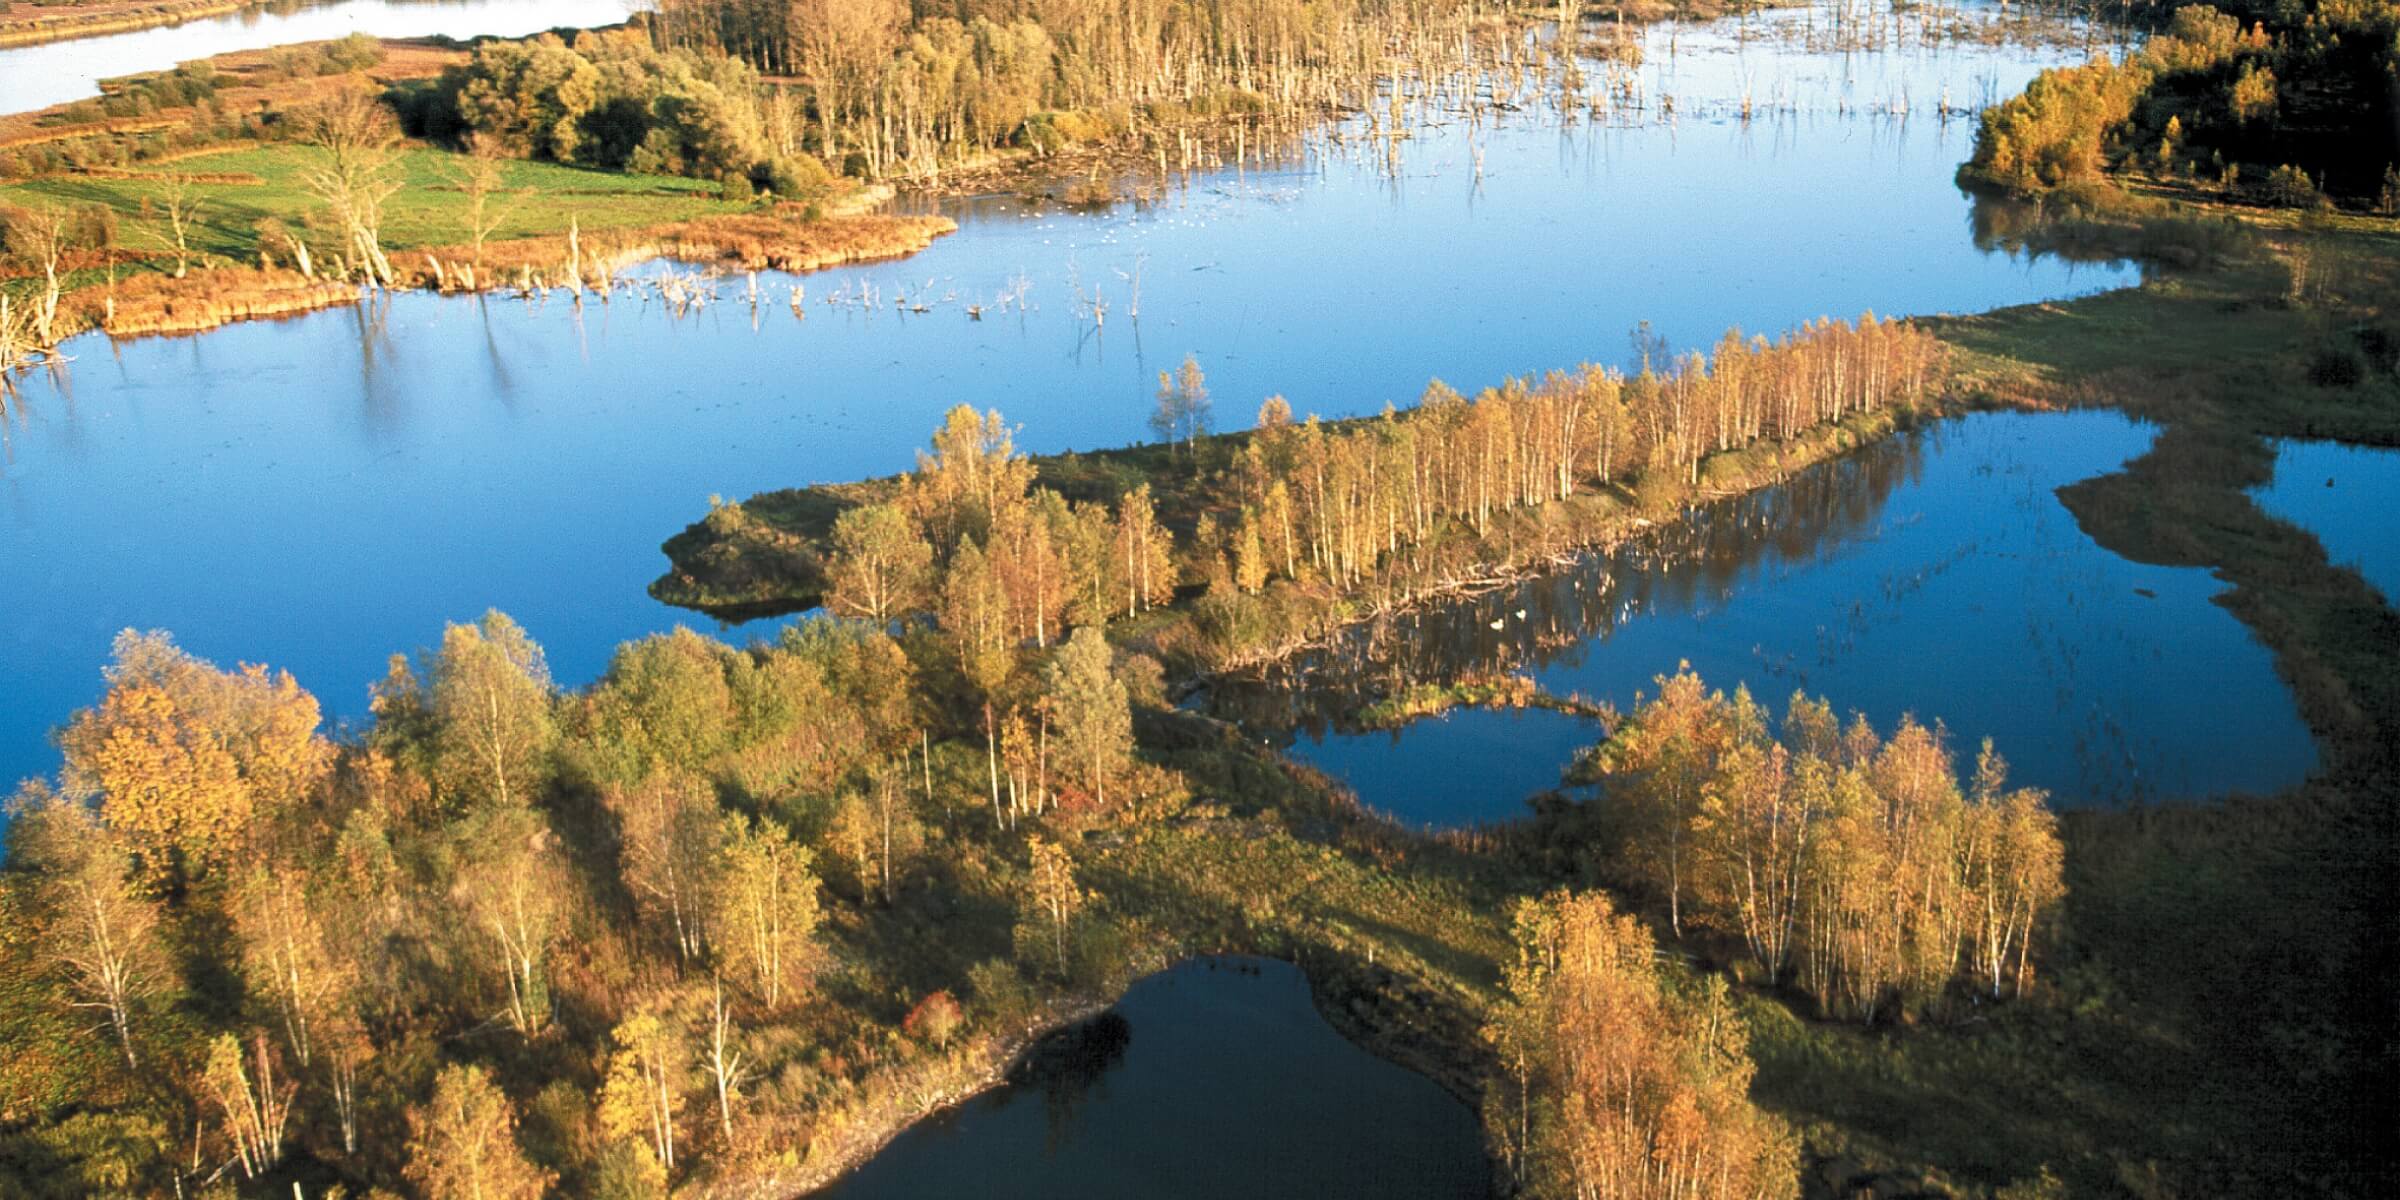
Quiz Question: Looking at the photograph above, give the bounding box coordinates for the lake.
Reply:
[0,0,636,116]
[1,2,2132,791]
[815,957,1493,1200]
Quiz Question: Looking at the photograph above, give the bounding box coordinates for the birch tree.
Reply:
[11,786,169,1071]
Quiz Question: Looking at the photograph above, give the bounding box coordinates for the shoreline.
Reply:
[759,937,1500,1198]
[0,0,277,50]
[30,193,957,347]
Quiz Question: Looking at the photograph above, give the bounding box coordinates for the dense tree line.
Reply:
[0,600,1140,1195]
[1965,1,2400,206]
[1216,315,1940,589]
[397,26,834,194]
[1482,888,1797,1200]
[792,315,1938,679]
[646,0,1504,176]
[1573,669,2067,1022]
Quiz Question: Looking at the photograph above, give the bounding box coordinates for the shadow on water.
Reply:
[1208,426,1924,733]
[817,957,1491,1200]
[995,1011,1133,1153]
[1214,412,2320,812]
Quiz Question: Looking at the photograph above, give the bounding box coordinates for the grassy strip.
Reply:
[1,144,746,265]
[2,142,956,340]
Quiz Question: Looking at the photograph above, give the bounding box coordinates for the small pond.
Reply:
[815,956,1493,1200]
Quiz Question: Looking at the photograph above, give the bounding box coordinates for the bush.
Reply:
[718,169,755,202]
[758,152,830,199]
[967,957,1033,1026]
[2255,163,2325,210]
[68,203,117,250]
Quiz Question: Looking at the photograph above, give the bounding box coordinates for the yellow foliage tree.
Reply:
[59,631,329,877]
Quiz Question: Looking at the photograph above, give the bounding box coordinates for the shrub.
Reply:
[759,152,830,199]
[967,957,1033,1026]
[2352,325,2399,375]
[2257,163,2325,210]
[901,990,964,1047]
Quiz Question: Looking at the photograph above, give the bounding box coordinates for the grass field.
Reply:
[1,143,750,268]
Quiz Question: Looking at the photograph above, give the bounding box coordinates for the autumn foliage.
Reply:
[1484,889,1796,1200]
[57,629,329,878]
[1580,669,2067,1021]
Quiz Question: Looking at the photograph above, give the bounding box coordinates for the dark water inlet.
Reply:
[815,957,1494,1200]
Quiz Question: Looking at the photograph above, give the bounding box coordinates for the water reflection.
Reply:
[1213,413,2319,811]
[1210,430,1924,731]
[0,4,2134,789]
[999,1011,1133,1153]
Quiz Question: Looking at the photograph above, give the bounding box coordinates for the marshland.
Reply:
[0,0,2393,1197]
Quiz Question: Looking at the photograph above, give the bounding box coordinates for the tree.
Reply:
[1586,674,2066,1022]
[9,202,65,344]
[704,977,749,1146]
[599,1001,687,1173]
[1233,511,1269,594]
[604,770,724,962]
[1584,668,1747,938]
[446,35,602,161]
[429,611,557,812]
[1150,354,1212,453]
[150,174,204,279]
[910,406,1034,547]
[199,1034,294,1181]
[9,786,170,1071]
[713,815,822,1009]
[828,502,935,624]
[583,628,735,784]
[58,629,329,878]
[789,0,906,169]
[322,1012,374,1155]
[230,868,353,1068]
[446,133,520,271]
[1044,628,1131,807]
[408,1063,552,1200]
[1023,836,1083,976]
[1483,890,1795,1200]
[941,536,1016,826]
[1113,484,1174,617]
[455,797,565,1035]
[298,88,402,284]
[902,989,963,1048]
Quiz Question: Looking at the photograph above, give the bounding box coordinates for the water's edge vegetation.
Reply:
[0,0,2395,1197]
